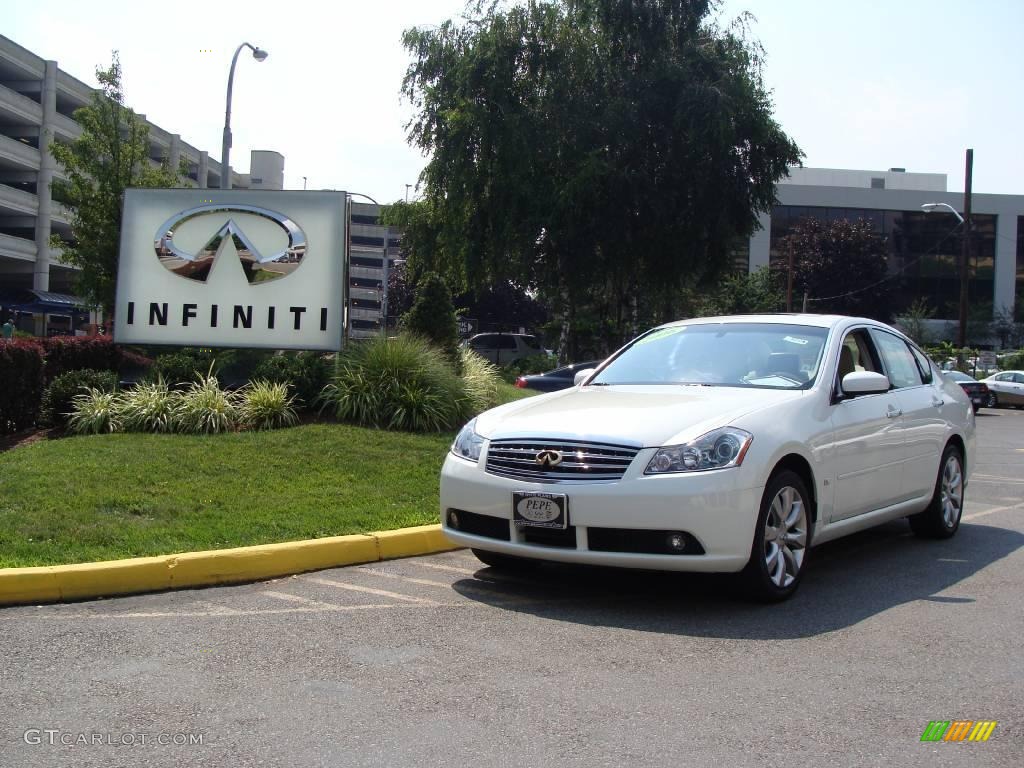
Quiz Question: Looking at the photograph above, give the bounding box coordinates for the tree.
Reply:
[776,217,891,320]
[698,267,784,317]
[897,298,934,346]
[400,0,801,356]
[385,260,415,321]
[403,272,461,367]
[50,53,182,312]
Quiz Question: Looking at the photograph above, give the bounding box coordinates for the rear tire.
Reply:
[909,444,964,539]
[471,548,538,571]
[739,470,812,602]
[986,392,998,408]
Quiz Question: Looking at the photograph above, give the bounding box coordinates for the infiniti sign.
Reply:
[115,189,345,351]
[155,204,307,284]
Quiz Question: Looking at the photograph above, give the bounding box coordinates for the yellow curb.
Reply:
[0,524,460,607]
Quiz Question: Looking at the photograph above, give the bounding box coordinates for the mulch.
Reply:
[0,427,62,453]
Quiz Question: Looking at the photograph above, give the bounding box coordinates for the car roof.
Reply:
[655,314,878,331]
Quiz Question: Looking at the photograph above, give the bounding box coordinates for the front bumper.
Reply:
[439,450,765,573]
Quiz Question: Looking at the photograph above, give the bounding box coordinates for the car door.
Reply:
[828,329,907,521]
[1012,373,1024,405]
[870,329,945,502]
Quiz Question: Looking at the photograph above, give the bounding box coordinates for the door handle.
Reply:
[931,396,944,408]
[886,405,902,418]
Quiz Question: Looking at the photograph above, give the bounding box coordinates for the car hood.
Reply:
[476,385,806,447]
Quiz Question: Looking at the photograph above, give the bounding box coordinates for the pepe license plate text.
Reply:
[513,492,568,529]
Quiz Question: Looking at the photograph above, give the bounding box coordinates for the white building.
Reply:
[747,166,1022,331]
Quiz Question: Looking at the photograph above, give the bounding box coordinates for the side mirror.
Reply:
[574,369,596,386]
[841,371,890,396]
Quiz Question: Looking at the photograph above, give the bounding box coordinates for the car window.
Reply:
[907,344,934,384]
[591,323,827,389]
[470,335,494,349]
[1014,373,1024,384]
[497,335,517,350]
[522,335,543,351]
[871,330,923,389]
[836,329,882,390]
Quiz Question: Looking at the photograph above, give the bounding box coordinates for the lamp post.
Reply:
[221,42,268,189]
[922,149,974,348]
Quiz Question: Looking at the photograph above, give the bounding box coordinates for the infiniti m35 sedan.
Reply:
[440,315,975,601]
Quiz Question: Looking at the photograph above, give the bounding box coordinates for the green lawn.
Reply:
[0,425,452,567]
[0,382,537,568]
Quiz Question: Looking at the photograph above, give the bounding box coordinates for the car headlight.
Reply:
[451,419,485,463]
[645,427,753,474]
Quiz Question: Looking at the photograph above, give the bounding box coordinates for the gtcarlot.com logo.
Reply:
[920,720,997,742]
[23,729,204,747]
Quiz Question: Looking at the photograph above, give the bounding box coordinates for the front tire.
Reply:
[739,470,812,602]
[985,392,998,408]
[909,445,964,539]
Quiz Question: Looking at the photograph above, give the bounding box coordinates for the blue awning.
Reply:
[0,289,91,315]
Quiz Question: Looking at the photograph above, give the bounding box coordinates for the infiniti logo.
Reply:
[154,204,307,284]
[535,449,563,468]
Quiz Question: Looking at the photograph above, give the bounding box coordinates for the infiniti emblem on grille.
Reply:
[535,449,563,467]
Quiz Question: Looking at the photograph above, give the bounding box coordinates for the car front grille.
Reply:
[485,439,641,483]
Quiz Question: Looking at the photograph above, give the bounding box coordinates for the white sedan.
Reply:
[440,315,975,601]
[980,370,1024,408]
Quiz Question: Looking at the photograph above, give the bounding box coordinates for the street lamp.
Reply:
[921,199,970,348]
[221,42,268,189]
[920,202,964,224]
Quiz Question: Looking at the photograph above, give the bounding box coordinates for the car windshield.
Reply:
[591,322,828,389]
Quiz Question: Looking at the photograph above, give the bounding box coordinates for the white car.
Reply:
[980,370,1024,408]
[440,315,975,601]
[465,333,547,366]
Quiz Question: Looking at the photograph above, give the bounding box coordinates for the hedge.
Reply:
[0,336,122,434]
[0,340,46,433]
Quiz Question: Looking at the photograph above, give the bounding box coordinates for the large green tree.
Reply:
[400,0,801,356]
[776,217,892,320]
[50,53,182,312]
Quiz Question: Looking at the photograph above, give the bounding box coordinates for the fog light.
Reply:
[448,510,460,530]
[667,532,686,552]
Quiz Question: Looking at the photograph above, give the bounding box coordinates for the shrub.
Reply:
[118,379,180,433]
[403,272,461,369]
[41,336,121,381]
[251,352,331,409]
[40,369,119,427]
[149,350,216,388]
[319,335,471,432]
[503,353,559,381]
[67,389,121,435]
[1000,350,1024,370]
[459,347,502,412]
[0,340,46,433]
[174,373,239,434]
[238,380,299,431]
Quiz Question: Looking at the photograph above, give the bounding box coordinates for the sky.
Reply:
[4,0,1022,201]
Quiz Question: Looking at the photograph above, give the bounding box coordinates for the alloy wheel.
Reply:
[940,454,964,528]
[763,486,808,588]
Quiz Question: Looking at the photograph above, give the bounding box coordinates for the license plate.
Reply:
[513,492,568,529]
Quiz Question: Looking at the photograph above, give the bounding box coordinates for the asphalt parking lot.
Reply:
[1,409,1022,768]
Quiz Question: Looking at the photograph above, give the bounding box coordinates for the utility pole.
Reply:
[957,149,973,349]
[405,184,411,203]
[786,248,794,312]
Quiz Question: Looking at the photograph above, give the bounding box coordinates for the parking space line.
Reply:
[972,474,1024,484]
[304,576,443,605]
[410,561,478,576]
[356,568,452,589]
[963,499,1024,521]
[261,591,349,610]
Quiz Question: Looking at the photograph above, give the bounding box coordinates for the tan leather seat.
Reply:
[838,345,856,382]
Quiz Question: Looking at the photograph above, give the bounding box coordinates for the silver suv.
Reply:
[465,333,546,365]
